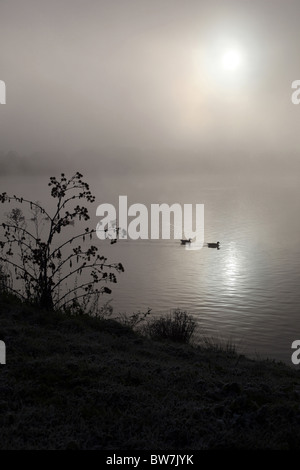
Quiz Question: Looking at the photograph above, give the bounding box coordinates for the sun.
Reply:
[222,50,241,70]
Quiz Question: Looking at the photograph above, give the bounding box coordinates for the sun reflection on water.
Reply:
[223,243,241,288]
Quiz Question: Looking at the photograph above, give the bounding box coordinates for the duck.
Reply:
[207,241,220,249]
[180,238,192,245]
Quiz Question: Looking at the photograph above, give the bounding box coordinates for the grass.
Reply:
[1,293,300,449]
[143,309,196,344]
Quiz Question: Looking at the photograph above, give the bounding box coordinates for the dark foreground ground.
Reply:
[0,294,300,450]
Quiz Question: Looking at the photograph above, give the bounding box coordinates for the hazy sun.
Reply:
[222,50,241,70]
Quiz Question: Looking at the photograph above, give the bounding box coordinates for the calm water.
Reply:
[1,172,300,363]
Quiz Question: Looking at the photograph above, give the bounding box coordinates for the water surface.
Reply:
[1,172,299,363]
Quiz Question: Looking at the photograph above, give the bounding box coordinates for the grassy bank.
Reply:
[0,294,300,450]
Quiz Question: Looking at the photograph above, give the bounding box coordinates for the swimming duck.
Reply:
[180,238,192,245]
[207,241,220,249]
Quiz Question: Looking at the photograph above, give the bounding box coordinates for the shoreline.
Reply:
[1,294,300,450]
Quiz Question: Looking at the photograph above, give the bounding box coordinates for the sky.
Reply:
[1,0,300,175]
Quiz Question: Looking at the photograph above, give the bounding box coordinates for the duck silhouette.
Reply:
[180,238,192,245]
[207,241,220,249]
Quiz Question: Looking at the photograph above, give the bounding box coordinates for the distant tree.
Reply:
[0,172,124,311]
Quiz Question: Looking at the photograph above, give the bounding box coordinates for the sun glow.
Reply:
[222,50,242,70]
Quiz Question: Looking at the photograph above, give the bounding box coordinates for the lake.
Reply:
[1,171,300,363]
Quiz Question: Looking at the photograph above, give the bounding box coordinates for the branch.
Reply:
[1,196,51,220]
[49,248,102,279]
[53,280,103,307]
[0,237,36,254]
[59,186,92,210]
[51,261,122,292]
[50,229,96,258]
[0,256,37,282]
[0,284,26,301]
[58,289,107,310]
[1,224,39,243]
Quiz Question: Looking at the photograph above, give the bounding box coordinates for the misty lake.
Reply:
[1,171,300,364]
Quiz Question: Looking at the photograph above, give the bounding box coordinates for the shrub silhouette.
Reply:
[144,309,196,344]
[0,172,124,311]
[0,263,10,295]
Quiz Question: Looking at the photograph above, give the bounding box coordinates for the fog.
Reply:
[0,0,300,179]
[1,1,300,365]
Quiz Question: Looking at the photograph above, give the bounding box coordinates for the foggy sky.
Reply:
[1,0,300,175]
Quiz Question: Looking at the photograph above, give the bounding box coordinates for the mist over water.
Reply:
[1,169,299,364]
